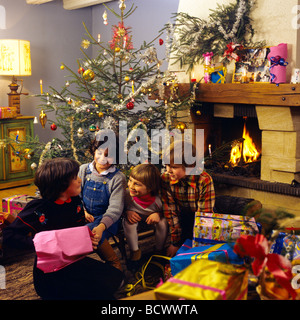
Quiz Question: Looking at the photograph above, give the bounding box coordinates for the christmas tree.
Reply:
[16,0,193,170]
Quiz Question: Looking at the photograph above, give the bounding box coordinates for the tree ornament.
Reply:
[98,111,104,118]
[124,76,130,82]
[83,69,95,81]
[159,38,164,45]
[39,109,47,128]
[89,124,97,132]
[60,64,65,70]
[30,162,37,170]
[103,10,108,25]
[50,123,57,131]
[77,127,84,138]
[91,95,96,101]
[175,122,187,133]
[126,101,134,110]
[78,67,85,74]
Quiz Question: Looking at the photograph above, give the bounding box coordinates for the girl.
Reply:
[3,158,123,300]
[123,163,168,264]
[78,130,127,271]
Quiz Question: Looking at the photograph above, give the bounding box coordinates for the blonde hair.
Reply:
[130,164,161,196]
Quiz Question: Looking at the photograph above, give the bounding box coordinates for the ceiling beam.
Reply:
[63,0,114,10]
[26,0,53,4]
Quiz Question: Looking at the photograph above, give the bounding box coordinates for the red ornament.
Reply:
[159,38,164,45]
[126,101,134,110]
[78,67,85,74]
[50,123,57,131]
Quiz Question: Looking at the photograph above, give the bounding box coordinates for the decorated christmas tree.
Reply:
[16,0,193,170]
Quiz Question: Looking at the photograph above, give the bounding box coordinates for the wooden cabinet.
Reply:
[0,116,34,189]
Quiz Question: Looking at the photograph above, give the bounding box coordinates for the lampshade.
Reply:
[0,39,31,76]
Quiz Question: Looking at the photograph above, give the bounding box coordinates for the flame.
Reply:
[229,122,260,167]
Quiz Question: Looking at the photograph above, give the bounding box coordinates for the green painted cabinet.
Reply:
[0,116,34,189]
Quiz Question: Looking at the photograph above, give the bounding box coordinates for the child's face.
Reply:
[94,148,114,172]
[128,176,150,198]
[63,176,82,198]
[166,164,186,181]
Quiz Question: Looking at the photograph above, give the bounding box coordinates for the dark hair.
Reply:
[34,158,80,201]
[130,164,161,196]
[89,129,119,164]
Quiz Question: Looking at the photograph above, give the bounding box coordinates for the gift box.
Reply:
[0,107,17,119]
[267,43,288,84]
[2,194,37,219]
[171,241,244,276]
[193,212,259,247]
[270,232,300,263]
[154,259,248,300]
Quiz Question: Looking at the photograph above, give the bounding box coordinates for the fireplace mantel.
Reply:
[158,83,300,107]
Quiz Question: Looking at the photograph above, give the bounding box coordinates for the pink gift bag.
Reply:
[267,43,288,84]
[33,226,93,273]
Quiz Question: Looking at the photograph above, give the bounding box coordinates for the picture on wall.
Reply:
[232,47,271,83]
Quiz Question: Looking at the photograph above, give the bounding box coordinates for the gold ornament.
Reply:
[60,64,65,70]
[39,109,47,128]
[124,76,130,82]
[196,110,201,116]
[77,127,84,138]
[83,69,95,81]
[98,111,104,118]
[115,47,121,53]
[175,122,187,133]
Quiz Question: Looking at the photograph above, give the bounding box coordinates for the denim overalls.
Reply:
[82,166,120,244]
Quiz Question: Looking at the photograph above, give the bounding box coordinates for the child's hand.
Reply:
[90,232,100,250]
[146,212,160,225]
[92,223,106,242]
[126,210,142,224]
[85,211,94,223]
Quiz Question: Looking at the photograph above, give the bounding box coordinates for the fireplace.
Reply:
[156,83,300,216]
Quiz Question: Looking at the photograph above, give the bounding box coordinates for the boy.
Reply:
[161,140,215,257]
[3,158,124,300]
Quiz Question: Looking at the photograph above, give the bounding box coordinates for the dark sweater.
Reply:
[3,196,85,250]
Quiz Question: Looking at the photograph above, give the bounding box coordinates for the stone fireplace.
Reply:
[172,83,300,216]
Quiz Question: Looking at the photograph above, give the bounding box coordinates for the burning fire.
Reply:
[229,122,260,167]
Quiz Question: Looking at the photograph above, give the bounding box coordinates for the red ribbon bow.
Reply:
[223,42,243,62]
[234,234,296,299]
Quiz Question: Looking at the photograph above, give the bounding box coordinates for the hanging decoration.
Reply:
[39,109,47,128]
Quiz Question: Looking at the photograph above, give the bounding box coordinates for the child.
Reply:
[161,140,215,257]
[78,130,127,271]
[123,163,168,263]
[3,158,124,300]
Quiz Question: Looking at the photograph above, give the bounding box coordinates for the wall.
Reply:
[0,0,92,142]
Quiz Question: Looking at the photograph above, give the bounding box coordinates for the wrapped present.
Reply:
[267,43,288,84]
[193,212,259,247]
[171,242,244,276]
[270,232,300,263]
[154,259,248,300]
[2,194,37,219]
[0,107,17,119]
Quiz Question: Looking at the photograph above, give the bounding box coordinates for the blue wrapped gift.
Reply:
[171,242,244,276]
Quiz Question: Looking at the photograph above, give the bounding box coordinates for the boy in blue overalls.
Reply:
[78,130,127,271]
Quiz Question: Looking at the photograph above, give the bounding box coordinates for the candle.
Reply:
[241,68,248,83]
[98,34,101,42]
[40,79,43,95]
[131,80,134,94]
[208,144,212,157]
[191,72,196,83]
[16,130,19,142]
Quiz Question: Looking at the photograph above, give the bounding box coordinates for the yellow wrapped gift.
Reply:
[154,259,248,300]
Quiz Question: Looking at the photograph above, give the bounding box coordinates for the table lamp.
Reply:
[0,39,32,114]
